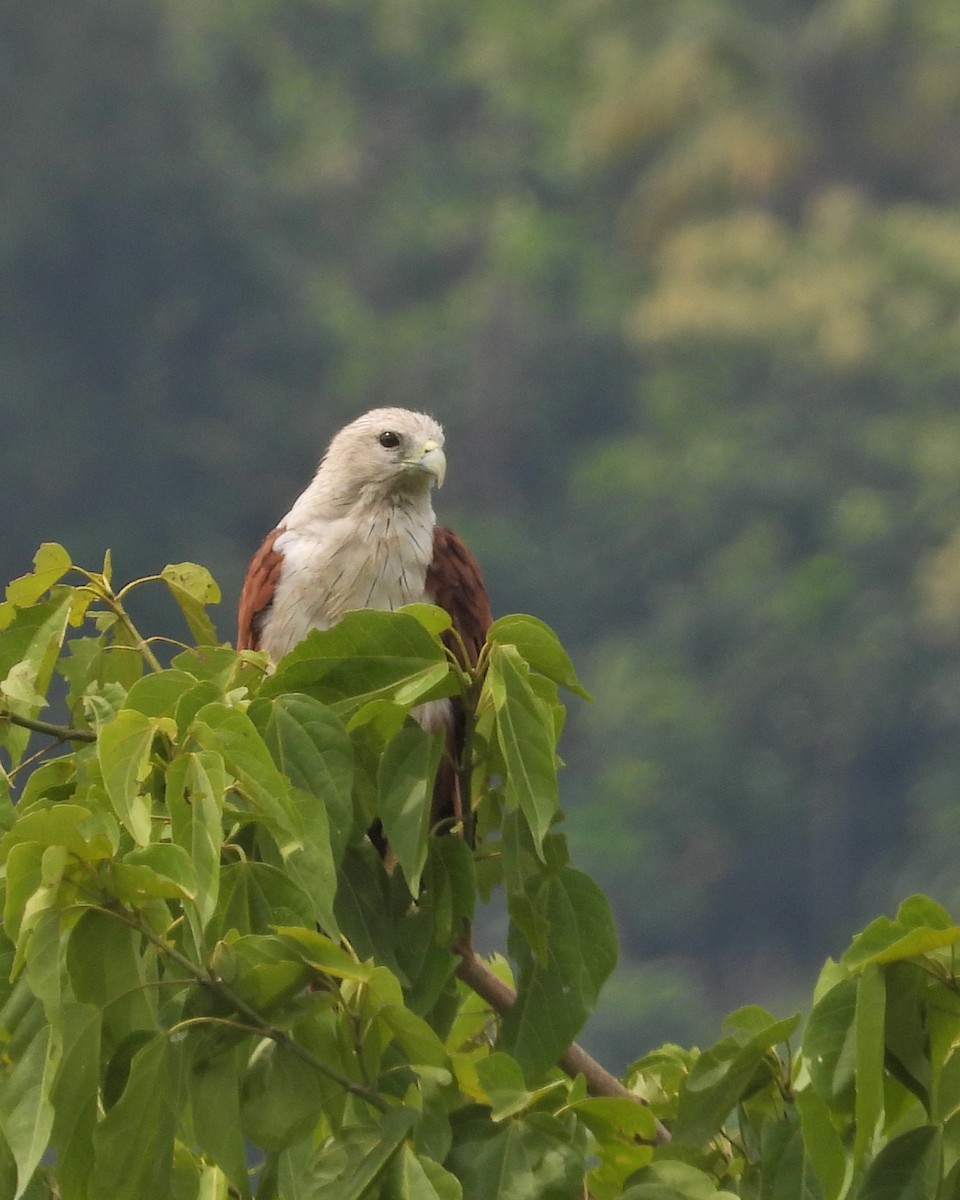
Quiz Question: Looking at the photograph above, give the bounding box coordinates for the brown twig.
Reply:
[452,936,671,1144]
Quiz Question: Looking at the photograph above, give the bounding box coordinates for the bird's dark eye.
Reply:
[378,431,401,449]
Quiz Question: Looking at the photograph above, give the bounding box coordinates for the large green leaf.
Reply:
[856,1125,941,1200]
[66,909,157,1045]
[88,1033,177,1200]
[249,692,354,864]
[0,1018,57,1200]
[500,866,617,1080]
[485,644,559,855]
[4,544,72,609]
[854,962,886,1168]
[188,1042,250,1198]
[240,1039,329,1152]
[166,751,226,936]
[803,977,857,1110]
[50,1002,102,1200]
[210,861,317,941]
[621,1161,740,1199]
[190,701,300,852]
[445,1110,585,1200]
[378,724,444,895]
[97,708,166,846]
[795,1086,848,1200]
[259,610,456,719]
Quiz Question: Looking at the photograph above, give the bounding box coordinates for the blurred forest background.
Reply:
[5,0,960,1069]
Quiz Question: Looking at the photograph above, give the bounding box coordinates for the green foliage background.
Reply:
[5,0,960,1058]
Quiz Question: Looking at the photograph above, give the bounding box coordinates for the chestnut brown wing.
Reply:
[425,525,492,667]
[236,527,285,651]
[425,525,492,834]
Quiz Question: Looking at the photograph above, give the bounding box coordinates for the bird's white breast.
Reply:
[260,500,436,662]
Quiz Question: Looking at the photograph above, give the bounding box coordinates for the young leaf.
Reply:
[161,562,222,646]
[4,544,72,608]
[486,614,590,698]
[0,594,74,764]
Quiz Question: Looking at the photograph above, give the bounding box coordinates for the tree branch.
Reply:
[0,710,97,743]
[453,936,671,1145]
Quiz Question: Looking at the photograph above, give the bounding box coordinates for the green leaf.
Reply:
[486,614,590,698]
[188,1043,250,1198]
[566,1095,659,1144]
[673,1011,800,1146]
[66,909,158,1043]
[190,701,300,853]
[378,724,445,895]
[501,866,617,1079]
[0,1020,57,1200]
[445,1111,585,1200]
[50,1003,102,1199]
[377,1004,451,1078]
[795,1086,848,1200]
[249,693,354,865]
[260,609,456,720]
[803,977,857,1110]
[89,1033,177,1200]
[620,1161,739,1199]
[856,1125,941,1200]
[842,914,960,969]
[112,842,199,904]
[854,962,885,1168]
[161,562,221,645]
[166,752,225,935]
[0,593,74,764]
[485,644,559,855]
[5,544,72,608]
[240,1039,331,1152]
[390,1145,463,1200]
[334,844,404,978]
[124,669,199,719]
[284,1108,418,1200]
[97,708,163,846]
[210,861,317,941]
[399,604,454,638]
[474,1052,538,1120]
[274,926,374,983]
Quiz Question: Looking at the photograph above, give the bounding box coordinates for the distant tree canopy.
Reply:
[4,0,960,1051]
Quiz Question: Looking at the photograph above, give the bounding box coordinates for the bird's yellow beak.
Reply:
[412,439,446,488]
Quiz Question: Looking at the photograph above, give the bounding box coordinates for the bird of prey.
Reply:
[237,407,492,829]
